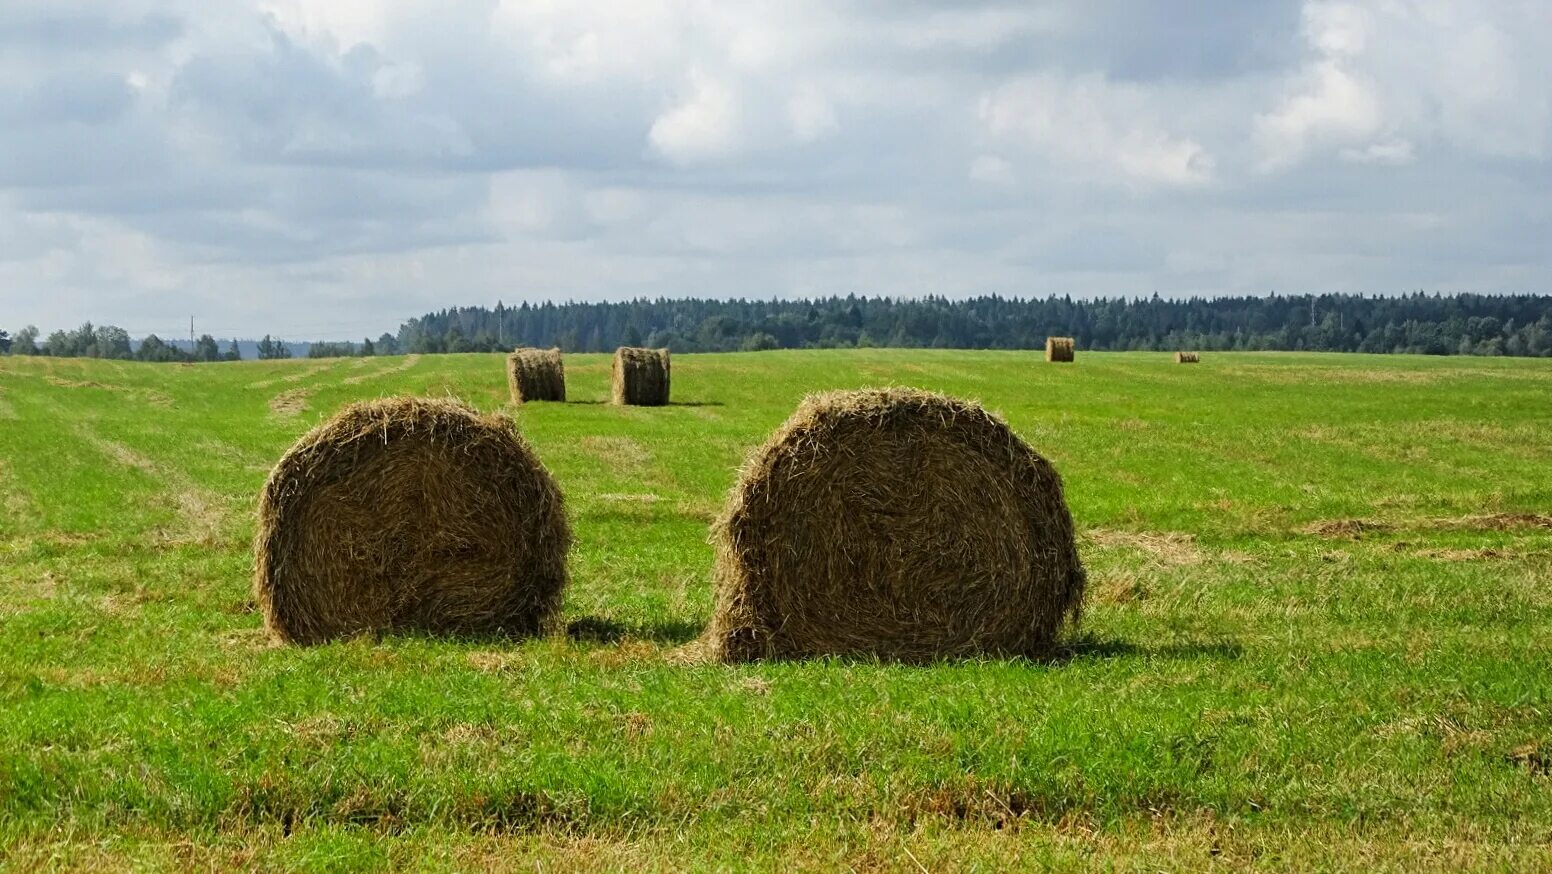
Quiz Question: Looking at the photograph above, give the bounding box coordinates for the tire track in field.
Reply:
[70,421,236,548]
[245,359,344,390]
[341,354,422,386]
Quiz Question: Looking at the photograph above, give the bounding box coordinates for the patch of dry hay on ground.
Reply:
[43,374,174,408]
[1223,365,1449,386]
[611,347,670,406]
[253,396,572,645]
[702,387,1085,663]
[1303,519,1392,540]
[579,435,652,471]
[1303,514,1552,540]
[1085,529,1203,565]
[507,348,566,403]
[68,422,231,547]
[268,388,310,418]
[341,354,424,386]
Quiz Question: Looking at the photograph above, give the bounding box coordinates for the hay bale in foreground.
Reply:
[705,387,1085,663]
[254,397,571,645]
[1045,337,1075,362]
[1174,351,1200,364]
[611,347,670,406]
[507,347,566,403]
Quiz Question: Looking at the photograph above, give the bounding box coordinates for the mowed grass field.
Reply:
[1,349,1550,871]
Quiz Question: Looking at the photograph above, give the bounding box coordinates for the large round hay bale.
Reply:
[611,347,670,406]
[706,388,1085,662]
[254,397,572,644]
[507,347,566,403]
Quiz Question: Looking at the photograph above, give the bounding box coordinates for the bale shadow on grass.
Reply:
[566,616,705,645]
[668,400,724,407]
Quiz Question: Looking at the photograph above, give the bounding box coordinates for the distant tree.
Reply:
[256,335,293,360]
[136,334,179,362]
[44,326,78,356]
[361,337,375,356]
[741,331,780,351]
[375,332,399,356]
[0,329,10,355]
[224,340,242,361]
[193,334,221,362]
[13,326,39,355]
[94,325,133,360]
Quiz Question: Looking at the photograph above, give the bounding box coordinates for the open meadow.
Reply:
[1,349,1550,871]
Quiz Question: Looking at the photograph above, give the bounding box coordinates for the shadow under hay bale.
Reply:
[611,347,671,406]
[704,387,1086,663]
[1175,351,1201,364]
[254,397,572,645]
[507,347,566,403]
[1045,337,1075,362]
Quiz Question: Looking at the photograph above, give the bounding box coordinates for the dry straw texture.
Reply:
[705,387,1085,663]
[1175,351,1201,364]
[254,397,571,645]
[507,347,566,403]
[1046,337,1075,362]
[611,347,671,406]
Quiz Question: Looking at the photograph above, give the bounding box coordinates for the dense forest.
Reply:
[388,293,1552,357]
[5,293,1552,360]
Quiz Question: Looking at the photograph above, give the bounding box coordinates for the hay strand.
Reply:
[611,347,671,406]
[1045,337,1075,362]
[253,396,572,645]
[705,387,1086,663]
[507,347,566,403]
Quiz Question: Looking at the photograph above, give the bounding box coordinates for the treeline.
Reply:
[0,324,313,361]
[0,323,241,362]
[393,293,1552,357]
[6,293,1552,362]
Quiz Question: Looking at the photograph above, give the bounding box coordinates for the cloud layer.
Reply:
[2,0,1549,337]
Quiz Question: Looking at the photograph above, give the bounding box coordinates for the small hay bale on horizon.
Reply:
[253,396,571,645]
[1045,337,1075,362]
[612,347,671,406]
[1175,351,1201,364]
[703,387,1086,663]
[507,347,566,403]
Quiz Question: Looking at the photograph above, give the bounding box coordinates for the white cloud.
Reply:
[648,70,741,165]
[0,0,1550,335]
[1256,0,1552,170]
[978,73,1215,187]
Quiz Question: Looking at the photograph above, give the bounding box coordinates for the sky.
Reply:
[2,1,1550,339]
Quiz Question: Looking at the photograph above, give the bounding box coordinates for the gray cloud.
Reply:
[0,0,1548,337]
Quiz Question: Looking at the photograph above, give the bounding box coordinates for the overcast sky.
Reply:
[2,1,1549,339]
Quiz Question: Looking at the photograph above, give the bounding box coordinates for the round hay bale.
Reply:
[706,387,1085,663]
[254,397,571,645]
[611,347,670,406]
[508,347,566,403]
[1045,337,1075,362]
[1174,351,1200,364]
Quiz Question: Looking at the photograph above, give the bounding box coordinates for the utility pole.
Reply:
[190,315,195,345]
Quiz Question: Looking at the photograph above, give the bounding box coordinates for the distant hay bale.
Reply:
[611,347,671,406]
[507,347,566,403]
[1174,351,1201,364]
[253,397,571,645]
[705,387,1086,663]
[1045,337,1075,362]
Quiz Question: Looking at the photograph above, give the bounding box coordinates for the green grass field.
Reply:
[2,349,1550,871]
